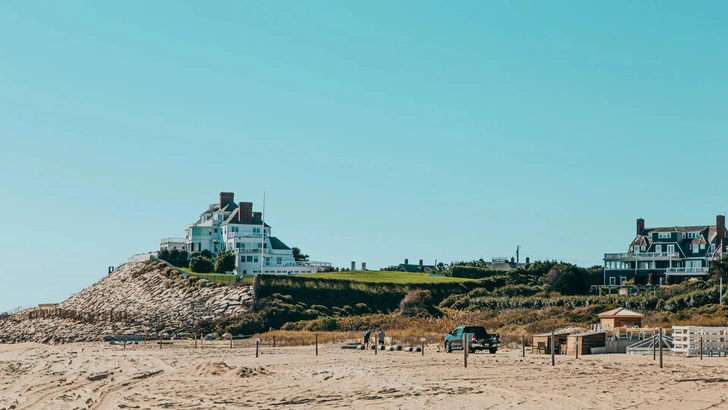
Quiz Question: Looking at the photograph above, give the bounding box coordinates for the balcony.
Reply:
[227,232,268,239]
[604,252,680,260]
[160,237,185,244]
[233,248,264,254]
[665,267,709,275]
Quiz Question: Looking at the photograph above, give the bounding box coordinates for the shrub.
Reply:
[190,255,214,273]
[355,303,371,314]
[214,250,236,273]
[158,249,171,262]
[399,290,434,317]
[448,266,502,279]
[545,264,589,295]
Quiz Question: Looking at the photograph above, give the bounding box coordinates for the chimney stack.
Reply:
[637,218,645,236]
[253,211,262,221]
[526,257,530,264]
[405,258,409,265]
[419,259,423,267]
[511,257,515,263]
[220,192,234,207]
[718,215,726,252]
[238,202,253,224]
[351,261,355,271]
[362,262,367,271]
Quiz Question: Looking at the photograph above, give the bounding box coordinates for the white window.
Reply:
[687,260,702,268]
[711,243,716,253]
[667,245,675,253]
[693,244,699,253]
[641,246,646,252]
[632,246,640,253]
[620,276,627,284]
[688,232,700,239]
[682,233,686,239]
[700,244,706,250]
[658,232,671,239]
[609,277,616,285]
[655,245,662,253]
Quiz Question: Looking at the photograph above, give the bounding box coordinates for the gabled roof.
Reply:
[692,235,708,245]
[649,226,710,233]
[221,208,270,227]
[398,264,426,273]
[269,237,290,250]
[598,308,644,318]
[631,236,650,247]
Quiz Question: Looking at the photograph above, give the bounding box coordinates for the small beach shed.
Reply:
[598,308,644,329]
[566,332,606,355]
[532,328,581,354]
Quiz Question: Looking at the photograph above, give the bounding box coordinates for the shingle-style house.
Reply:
[160,192,331,275]
[603,215,725,285]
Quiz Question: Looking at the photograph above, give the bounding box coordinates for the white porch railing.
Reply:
[665,267,709,274]
[604,252,680,259]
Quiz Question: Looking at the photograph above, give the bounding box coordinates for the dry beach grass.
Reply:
[2,339,728,409]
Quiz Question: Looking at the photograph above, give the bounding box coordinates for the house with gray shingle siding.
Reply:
[603,215,725,285]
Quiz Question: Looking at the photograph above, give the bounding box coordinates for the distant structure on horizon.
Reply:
[160,192,331,275]
[386,259,437,273]
[603,215,725,286]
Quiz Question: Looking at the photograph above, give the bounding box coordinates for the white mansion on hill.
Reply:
[161,192,331,275]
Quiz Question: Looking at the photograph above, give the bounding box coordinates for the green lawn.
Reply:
[298,270,472,284]
[174,267,254,285]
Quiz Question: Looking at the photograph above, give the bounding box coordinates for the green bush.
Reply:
[214,250,236,273]
[545,264,590,295]
[448,266,502,279]
[190,255,214,273]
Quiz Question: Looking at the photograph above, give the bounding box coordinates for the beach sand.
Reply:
[1,340,727,409]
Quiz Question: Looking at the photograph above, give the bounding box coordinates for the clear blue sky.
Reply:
[1,1,727,312]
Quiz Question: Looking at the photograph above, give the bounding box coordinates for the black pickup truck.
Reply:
[444,325,501,354]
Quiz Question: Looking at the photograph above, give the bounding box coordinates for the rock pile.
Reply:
[0,260,254,344]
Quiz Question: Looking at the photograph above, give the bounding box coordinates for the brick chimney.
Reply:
[219,192,234,207]
[238,202,253,224]
[526,257,530,264]
[419,259,423,267]
[405,258,409,265]
[718,215,726,252]
[253,211,262,221]
[636,218,645,236]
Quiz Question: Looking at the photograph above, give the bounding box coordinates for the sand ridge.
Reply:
[1,340,728,409]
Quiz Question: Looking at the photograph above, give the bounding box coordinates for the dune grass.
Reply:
[298,270,472,284]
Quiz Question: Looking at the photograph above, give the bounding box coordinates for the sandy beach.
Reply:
[1,340,727,410]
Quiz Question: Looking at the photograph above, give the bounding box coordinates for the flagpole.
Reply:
[261,191,265,274]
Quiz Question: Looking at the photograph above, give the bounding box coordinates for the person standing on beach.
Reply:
[377,329,385,347]
[363,330,371,348]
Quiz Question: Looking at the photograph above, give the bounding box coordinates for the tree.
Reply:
[200,249,213,259]
[158,249,171,262]
[292,247,309,262]
[712,256,728,281]
[545,263,590,295]
[214,250,236,273]
[189,255,214,273]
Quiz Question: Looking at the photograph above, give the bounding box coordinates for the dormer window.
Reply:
[688,232,700,239]
[658,232,671,239]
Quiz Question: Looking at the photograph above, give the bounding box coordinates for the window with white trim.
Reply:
[688,232,700,239]
[620,276,627,284]
[658,232,671,239]
[700,243,706,250]
[655,245,662,253]
[667,245,675,253]
[693,244,699,253]
[609,277,616,285]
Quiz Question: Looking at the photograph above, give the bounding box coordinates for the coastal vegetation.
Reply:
[197,260,728,339]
